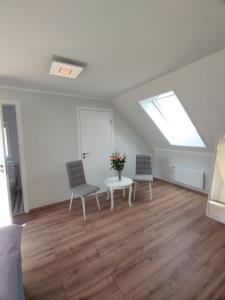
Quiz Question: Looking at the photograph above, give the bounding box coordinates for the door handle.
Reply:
[82,152,91,159]
[0,164,4,173]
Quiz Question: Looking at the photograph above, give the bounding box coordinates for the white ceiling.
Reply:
[1,0,225,100]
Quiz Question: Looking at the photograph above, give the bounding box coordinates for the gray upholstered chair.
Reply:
[66,160,100,220]
[133,155,153,201]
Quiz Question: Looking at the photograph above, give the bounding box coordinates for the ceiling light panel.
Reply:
[49,61,84,79]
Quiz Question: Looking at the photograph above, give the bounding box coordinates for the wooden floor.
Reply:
[15,180,225,300]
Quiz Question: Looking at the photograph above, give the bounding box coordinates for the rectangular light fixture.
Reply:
[49,61,84,79]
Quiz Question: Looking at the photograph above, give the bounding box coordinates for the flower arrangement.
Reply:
[110,151,127,180]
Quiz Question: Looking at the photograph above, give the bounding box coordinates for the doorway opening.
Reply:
[2,105,24,216]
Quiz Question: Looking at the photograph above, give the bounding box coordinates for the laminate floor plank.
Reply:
[15,180,225,300]
[125,252,200,300]
[24,279,66,300]
[114,229,199,294]
[185,225,225,264]
[168,248,225,300]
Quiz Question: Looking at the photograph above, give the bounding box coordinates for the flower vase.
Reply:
[118,170,122,181]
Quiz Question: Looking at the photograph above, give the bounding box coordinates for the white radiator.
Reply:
[174,166,204,189]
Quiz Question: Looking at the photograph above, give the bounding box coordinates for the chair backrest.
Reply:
[136,155,152,175]
[66,160,86,188]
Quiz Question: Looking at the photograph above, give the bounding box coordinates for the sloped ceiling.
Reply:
[1,0,225,99]
[113,49,225,153]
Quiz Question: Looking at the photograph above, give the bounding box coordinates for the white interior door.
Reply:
[0,106,11,227]
[79,108,113,191]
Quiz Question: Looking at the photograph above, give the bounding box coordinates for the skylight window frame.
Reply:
[139,90,207,149]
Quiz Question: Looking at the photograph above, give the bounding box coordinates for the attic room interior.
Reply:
[2,1,225,299]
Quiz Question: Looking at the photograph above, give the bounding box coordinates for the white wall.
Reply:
[0,89,151,209]
[114,110,152,178]
[153,148,213,192]
[113,48,225,192]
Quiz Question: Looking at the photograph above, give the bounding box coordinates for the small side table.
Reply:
[104,176,133,210]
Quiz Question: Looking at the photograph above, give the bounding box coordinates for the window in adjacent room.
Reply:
[139,90,206,148]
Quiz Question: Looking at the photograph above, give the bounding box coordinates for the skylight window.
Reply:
[139,91,206,148]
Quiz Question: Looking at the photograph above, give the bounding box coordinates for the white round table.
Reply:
[104,176,133,210]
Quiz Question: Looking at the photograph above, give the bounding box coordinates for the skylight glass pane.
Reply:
[139,91,206,148]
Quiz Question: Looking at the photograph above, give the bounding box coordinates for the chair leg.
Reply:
[133,182,137,199]
[110,188,114,210]
[95,193,101,211]
[81,197,86,220]
[149,182,153,201]
[128,185,132,207]
[69,192,74,212]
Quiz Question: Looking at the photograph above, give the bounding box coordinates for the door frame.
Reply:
[0,100,29,213]
[77,106,114,160]
[0,105,12,223]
